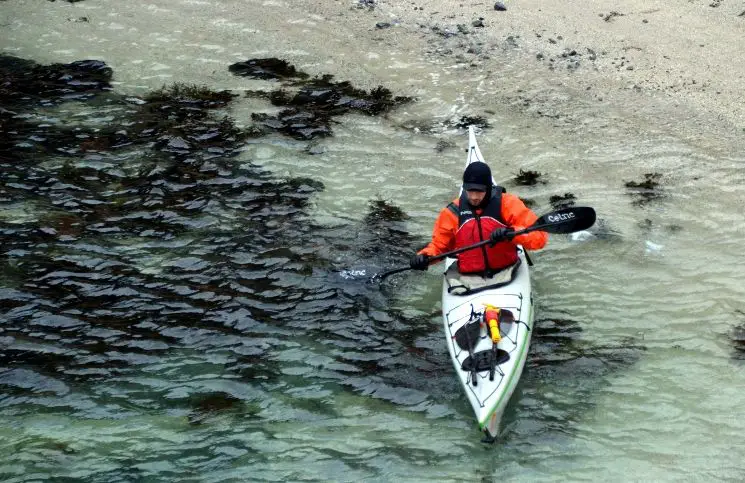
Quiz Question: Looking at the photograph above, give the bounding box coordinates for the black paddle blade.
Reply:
[532,206,596,234]
[372,266,410,283]
[499,309,515,324]
[461,349,510,372]
[454,322,482,350]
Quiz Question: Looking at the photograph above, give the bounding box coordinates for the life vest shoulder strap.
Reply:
[446,201,459,217]
[492,186,505,224]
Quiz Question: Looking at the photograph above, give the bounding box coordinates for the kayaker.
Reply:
[410,161,548,275]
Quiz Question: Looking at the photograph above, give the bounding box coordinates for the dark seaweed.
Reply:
[549,192,576,209]
[228,58,309,81]
[451,115,490,129]
[0,56,429,426]
[514,169,543,186]
[625,172,666,206]
[732,310,745,361]
[235,59,412,139]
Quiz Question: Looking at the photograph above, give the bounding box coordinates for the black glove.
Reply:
[489,227,515,246]
[409,254,430,270]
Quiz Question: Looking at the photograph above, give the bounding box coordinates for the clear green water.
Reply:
[2,1,745,481]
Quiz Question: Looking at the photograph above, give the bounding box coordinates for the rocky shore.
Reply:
[215,0,742,153]
[311,0,745,151]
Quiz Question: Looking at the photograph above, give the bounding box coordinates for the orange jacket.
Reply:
[418,193,548,259]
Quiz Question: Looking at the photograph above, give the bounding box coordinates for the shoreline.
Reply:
[284,0,745,152]
[1,0,743,153]
[391,0,744,152]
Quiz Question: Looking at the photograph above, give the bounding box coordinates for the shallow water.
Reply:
[2,1,745,481]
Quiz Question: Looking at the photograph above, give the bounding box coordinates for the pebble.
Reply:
[494,2,507,11]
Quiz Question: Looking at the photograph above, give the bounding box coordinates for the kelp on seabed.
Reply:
[0,55,427,423]
[232,57,413,140]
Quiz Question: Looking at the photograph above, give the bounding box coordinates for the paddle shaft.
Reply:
[421,221,549,263]
[375,225,533,282]
[375,206,596,282]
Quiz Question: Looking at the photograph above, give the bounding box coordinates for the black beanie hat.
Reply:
[462,162,492,192]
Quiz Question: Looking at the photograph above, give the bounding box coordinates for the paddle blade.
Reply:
[461,349,510,371]
[454,321,481,351]
[372,266,411,283]
[499,309,515,324]
[532,206,596,234]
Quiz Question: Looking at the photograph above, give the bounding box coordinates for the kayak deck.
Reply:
[442,251,534,438]
[441,126,534,440]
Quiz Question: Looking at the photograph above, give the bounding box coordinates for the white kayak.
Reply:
[441,126,534,441]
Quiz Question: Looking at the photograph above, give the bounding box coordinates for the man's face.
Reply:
[466,189,486,206]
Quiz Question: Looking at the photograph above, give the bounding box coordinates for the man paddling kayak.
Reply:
[410,161,548,275]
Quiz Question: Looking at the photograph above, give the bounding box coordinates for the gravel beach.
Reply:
[2,0,743,153]
[229,0,745,152]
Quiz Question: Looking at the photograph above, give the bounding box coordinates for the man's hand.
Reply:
[409,254,430,270]
[489,227,515,246]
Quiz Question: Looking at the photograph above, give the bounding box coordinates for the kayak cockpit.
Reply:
[444,258,521,296]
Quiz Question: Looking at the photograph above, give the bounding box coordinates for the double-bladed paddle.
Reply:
[373,206,596,282]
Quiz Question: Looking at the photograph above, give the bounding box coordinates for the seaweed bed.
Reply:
[0,54,425,422]
[232,57,412,139]
[625,172,666,206]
